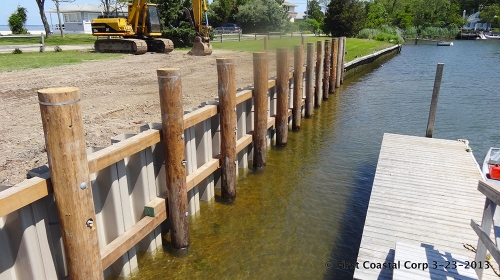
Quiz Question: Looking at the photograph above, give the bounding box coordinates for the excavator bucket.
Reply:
[188,36,212,56]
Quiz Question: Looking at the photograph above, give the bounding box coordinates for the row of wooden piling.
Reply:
[35,37,347,279]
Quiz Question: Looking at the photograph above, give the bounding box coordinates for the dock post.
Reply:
[276,48,289,146]
[216,58,237,201]
[305,43,314,117]
[330,38,338,93]
[323,40,331,100]
[340,37,346,85]
[293,45,303,130]
[315,41,324,108]
[426,63,444,138]
[157,68,190,249]
[253,52,268,168]
[264,36,268,51]
[38,87,103,280]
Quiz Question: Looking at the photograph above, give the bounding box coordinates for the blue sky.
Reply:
[2,0,308,26]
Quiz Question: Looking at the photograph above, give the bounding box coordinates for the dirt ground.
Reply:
[0,49,286,186]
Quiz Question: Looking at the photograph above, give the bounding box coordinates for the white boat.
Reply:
[482,147,500,183]
[437,41,453,46]
[485,33,500,39]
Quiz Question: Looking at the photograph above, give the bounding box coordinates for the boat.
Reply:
[481,147,500,183]
[437,41,453,46]
[484,33,500,39]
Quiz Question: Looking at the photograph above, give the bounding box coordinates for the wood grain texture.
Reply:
[217,58,237,201]
[157,68,190,249]
[322,40,331,100]
[305,43,315,118]
[426,63,444,138]
[38,87,103,280]
[330,38,338,93]
[293,45,303,130]
[314,41,323,108]
[276,48,289,146]
[253,52,268,168]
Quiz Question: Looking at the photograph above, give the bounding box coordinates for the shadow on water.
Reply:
[324,159,377,280]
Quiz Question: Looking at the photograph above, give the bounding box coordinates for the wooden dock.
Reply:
[354,133,496,280]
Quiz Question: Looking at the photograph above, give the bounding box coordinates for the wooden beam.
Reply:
[236,89,253,104]
[478,179,500,207]
[183,105,218,129]
[236,134,253,154]
[0,174,52,217]
[471,219,500,267]
[186,158,220,192]
[101,207,167,269]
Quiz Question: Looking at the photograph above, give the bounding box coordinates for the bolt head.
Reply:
[80,182,87,190]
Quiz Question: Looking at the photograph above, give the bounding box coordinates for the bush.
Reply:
[163,24,197,48]
[8,6,28,35]
[357,26,404,44]
[12,48,23,54]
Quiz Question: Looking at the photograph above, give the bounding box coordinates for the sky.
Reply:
[2,0,308,26]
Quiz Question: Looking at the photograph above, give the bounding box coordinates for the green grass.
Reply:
[211,36,394,62]
[0,34,96,46]
[0,50,123,72]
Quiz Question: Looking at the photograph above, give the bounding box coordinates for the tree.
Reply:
[208,0,238,27]
[100,0,127,16]
[8,6,28,34]
[365,2,389,28]
[308,0,324,23]
[35,0,52,38]
[323,0,366,36]
[480,4,500,28]
[235,0,290,33]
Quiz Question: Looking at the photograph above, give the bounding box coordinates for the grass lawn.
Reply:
[211,36,394,62]
[0,50,123,72]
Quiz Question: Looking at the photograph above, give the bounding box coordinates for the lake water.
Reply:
[123,40,500,279]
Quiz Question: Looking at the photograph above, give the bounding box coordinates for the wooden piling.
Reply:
[264,36,268,51]
[253,52,268,168]
[216,58,237,200]
[426,63,444,138]
[329,38,338,93]
[336,37,343,88]
[38,87,103,280]
[305,43,315,117]
[315,41,324,108]
[157,68,190,249]
[293,45,303,130]
[276,48,289,145]
[340,37,346,84]
[301,35,305,48]
[323,40,331,100]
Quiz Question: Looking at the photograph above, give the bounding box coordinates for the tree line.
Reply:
[9,0,500,42]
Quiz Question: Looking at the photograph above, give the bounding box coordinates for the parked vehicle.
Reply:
[214,23,242,34]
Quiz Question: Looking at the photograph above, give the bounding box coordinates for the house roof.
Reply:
[45,4,127,13]
[282,2,298,7]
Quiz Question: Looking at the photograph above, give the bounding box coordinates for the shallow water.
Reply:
[126,40,500,279]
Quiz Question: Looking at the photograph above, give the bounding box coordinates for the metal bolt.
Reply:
[80,182,87,190]
[234,160,237,165]
[181,134,185,139]
[234,107,237,112]
[181,159,187,166]
[235,127,238,131]
[185,212,188,217]
[86,219,94,228]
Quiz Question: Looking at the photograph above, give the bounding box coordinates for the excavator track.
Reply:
[145,38,174,53]
[94,38,148,55]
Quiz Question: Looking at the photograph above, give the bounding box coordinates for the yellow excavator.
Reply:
[91,0,212,56]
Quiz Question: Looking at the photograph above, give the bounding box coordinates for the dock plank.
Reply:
[354,133,495,279]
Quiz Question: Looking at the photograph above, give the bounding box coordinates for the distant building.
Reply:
[45,4,127,34]
[463,11,491,30]
[283,2,298,22]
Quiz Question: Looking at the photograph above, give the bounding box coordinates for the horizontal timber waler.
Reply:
[0,38,401,279]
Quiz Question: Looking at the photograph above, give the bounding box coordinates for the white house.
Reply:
[463,11,491,30]
[282,2,298,22]
[45,4,127,34]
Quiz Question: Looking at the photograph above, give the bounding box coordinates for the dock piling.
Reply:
[330,38,338,93]
[276,48,289,145]
[426,63,444,138]
[216,58,237,201]
[157,68,190,249]
[315,41,324,108]
[305,43,315,117]
[323,40,331,100]
[253,52,269,168]
[293,45,303,130]
[38,87,104,280]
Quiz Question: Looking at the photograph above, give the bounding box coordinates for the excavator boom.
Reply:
[188,0,212,55]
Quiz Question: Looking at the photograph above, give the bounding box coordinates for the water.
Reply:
[0,25,45,31]
[125,40,500,279]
